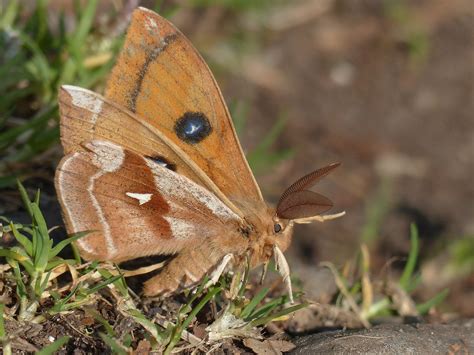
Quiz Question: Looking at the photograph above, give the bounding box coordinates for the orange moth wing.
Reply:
[105,7,265,212]
[58,85,242,216]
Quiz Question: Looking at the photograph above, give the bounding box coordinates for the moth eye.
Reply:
[146,155,176,171]
[274,223,282,233]
[174,111,212,144]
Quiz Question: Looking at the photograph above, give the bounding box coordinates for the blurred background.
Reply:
[1,0,472,317]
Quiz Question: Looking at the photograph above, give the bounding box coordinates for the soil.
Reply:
[291,319,474,354]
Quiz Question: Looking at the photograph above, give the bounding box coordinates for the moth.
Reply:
[55,7,344,298]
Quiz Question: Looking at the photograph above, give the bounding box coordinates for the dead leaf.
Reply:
[133,339,151,355]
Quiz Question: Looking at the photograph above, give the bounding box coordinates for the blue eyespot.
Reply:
[174,112,212,144]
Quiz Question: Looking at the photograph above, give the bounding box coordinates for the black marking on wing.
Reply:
[128,33,178,112]
[145,155,177,171]
[174,111,212,144]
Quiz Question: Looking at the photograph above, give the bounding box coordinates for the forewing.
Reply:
[55,140,242,263]
[58,86,242,217]
[104,7,265,211]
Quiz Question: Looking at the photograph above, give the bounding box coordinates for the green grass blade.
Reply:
[18,31,53,87]
[49,231,90,259]
[0,175,18,189]
[241,287,269,319]
[0,0,19,27]
[34,189,40,205]
[449,236,474,274]
[165,285,222,354]
[259,115,287,152]
[399,223,419,290]
[85,275,123,295]
[86,309,115,336]
[16,180,33,218]
[72,0,98,46]
[248,295,288,320]
[8,222,32,256]
[30,203,54,270]
[416,288,449,315]
[10,260,27,297]
[360,179,392,245]
[68,0,98,70]
[51,283,80,312]
[99,333,127,355]
[181,275,210,313]
[246,115,293,174]
[0,247,29,262]
[36,336,70,355]
[11,124,60,163]
[251,302,308,327]
[0,302,11,355]
[0,303,5,338]
[46,258,76,271]
[127,309,168,343]
[229,100,249,136]
[31,203,48,237]
[0,86,36,116]
[97,268,129,297]
[404,273,422,293]
[183,285,221,331]
[7,250,34,276]
[0,105,56,156]
[37,269,53,296]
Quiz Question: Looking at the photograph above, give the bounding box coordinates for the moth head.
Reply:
[251,162,345,266]
[269,213,294,253]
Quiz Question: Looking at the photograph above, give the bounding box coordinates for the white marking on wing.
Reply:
[126,192,153,205]
[62,85,103,124]
[145,159,239,222]
[87,170,115,256]
[145,17,158,31]
[163,217,195,240]
[87,140,125,172]
[86,141,125,257]
[57,154,95,254]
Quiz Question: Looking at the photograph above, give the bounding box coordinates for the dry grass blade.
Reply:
[120,262,166,277]
[320,262,370,328]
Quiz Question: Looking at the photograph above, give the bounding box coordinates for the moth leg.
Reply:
[143,247,223,296]
[205,253,233,288]
[274,246,293,303]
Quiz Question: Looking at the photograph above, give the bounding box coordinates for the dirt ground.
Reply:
[291,319,474,354]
